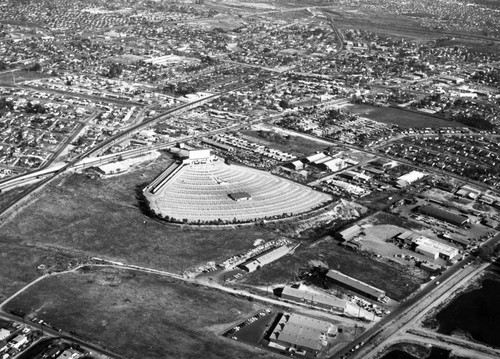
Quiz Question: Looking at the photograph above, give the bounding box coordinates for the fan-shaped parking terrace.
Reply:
[144,159,332,223]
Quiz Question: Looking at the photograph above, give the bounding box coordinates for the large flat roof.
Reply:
[339,224,362,239]
[418,204,468,226]
[277,324,323,351]
[282,286,346,310]
[273,313,335,351]
[326,269,385,299]
[240,245,290,271]
[413,236,459,258]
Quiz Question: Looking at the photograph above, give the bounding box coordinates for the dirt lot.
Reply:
[3,267,274,359]
[342,104,464,129]
[239,129,329,157]
[0,153,277,275]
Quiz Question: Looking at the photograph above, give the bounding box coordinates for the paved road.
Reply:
[331,230,500,359]
[327,255,477,358]
[404,329,500,358]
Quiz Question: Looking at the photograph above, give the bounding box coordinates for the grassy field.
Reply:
[0,243,85,302]
[3,267,274,359]
[241,236,421,301]
[0,70,54,83]
[343,104,464,128]
[0,186,30,211]
[0,153,276,274]
[239,129,328,157]
[363,211,425,231]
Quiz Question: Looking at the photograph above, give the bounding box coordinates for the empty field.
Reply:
[146,159,333,222]
[0,243,77,302]
[239,129,328,156]
[0,70,54,83]
[0,154,277,274]
[3,267,274,359]
[0,186,30,211]
[343,104,464,128]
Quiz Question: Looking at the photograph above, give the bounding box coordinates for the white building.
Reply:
[413,236,459,260]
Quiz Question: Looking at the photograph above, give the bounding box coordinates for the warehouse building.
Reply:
[396,230,418,244]
[202,139,235,152]
[319,158,345,172]
[281,285,347,313]
[441,233,470,248]
[326,269,386,301]
[289,160,304,171]
[396,170,426,187]
[417,204,469,227]
[239,245,290,272]
[413,236,459,260]
[270,313,336,355]
[305,152,328,163]
[336,224,363,241]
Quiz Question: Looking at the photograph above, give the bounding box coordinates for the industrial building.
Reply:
[182,148,212,161]
[201,138,235,152]
[269,312,336,354]
[396,230,418,244]
[441,233,470,248]
[305,152,328,163]
[239,245,290,272]
[413,236,459,260]
[417,204,469,227]
[336,224,363,241]
[288,160,304,171]
[326,269,386,301]
[281,285,347,313]
[396,170,426,187]
[304,152,346,172]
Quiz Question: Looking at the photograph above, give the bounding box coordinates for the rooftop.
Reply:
[326,269,385,299]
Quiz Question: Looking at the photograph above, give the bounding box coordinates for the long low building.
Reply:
[239,245,290,272]
[270,313,336,355]
[281,286,346,313]
[326,269,386,301]
[417,204,469,227]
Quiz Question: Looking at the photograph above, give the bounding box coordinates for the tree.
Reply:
[477,245,496,262]
[29,63,42,72]
[308,259,329,273]
[107,63,123,78]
